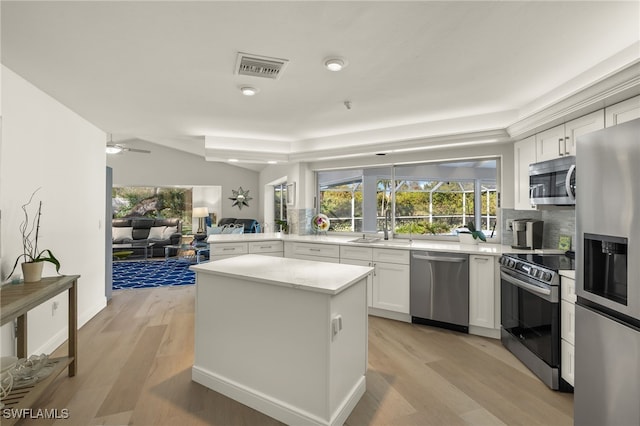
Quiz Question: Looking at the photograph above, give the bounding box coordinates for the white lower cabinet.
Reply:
[560,275,576,386]
[284,241,340,263]
[372,261,410,314]
[340,246,374,308]
[248,240,284,257]
[210,240,283,261]
[339,246,410,320]
[340,258,373,307]
[209,242,249,261]
[371,249,410,316]
[468,255,496,329]
[561,340,575,387]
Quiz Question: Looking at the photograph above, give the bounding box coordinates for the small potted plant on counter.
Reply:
[458,221,487,245]
[9,189,60,282]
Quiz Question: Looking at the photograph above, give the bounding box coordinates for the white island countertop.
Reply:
[191,254,373,295]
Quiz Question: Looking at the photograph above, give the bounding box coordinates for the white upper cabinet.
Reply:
[536,110,604,161]
[536,124,566,162]
[513,136,537,210]
[605,95,640,127]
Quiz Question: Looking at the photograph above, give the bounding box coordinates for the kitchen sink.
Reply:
[349,237,382,244]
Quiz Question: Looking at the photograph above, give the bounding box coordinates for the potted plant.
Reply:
[458,221,487,245]
[275,219,289,234]
[9,189,60,282]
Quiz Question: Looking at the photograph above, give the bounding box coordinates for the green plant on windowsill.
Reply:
[9,189,61,281]
[459,221,487,242]
[275,219,289,234]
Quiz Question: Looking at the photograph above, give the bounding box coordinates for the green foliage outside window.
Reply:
[112,187,192,233]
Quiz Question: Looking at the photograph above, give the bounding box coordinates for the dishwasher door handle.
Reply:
[412,254,467,263]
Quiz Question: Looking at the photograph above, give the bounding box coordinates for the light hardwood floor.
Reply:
[22,286,573,426]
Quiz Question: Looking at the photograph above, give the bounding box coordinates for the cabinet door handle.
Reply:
[474,257,490,262]
[564,136,570,155]
[558,138,564,156]
[309,248,321,252]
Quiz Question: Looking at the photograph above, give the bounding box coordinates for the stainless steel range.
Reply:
[499,253,574,391]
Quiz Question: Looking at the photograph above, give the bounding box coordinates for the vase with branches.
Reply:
[9,189,60,281]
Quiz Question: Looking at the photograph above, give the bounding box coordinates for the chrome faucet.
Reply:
[383,209,391,240]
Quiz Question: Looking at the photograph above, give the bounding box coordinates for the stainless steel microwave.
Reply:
[529,156,576,205]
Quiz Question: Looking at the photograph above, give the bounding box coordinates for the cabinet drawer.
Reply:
[373,248,409,265]
[561,299,575,345]
[340,245,373,261]
[209,243,248,256]
[288,242,340,259]
[561,276,576,303]
[248,241,284,254]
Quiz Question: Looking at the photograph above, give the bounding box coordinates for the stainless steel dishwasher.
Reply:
[410,250,469,333]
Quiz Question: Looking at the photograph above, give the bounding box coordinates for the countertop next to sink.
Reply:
[206,232,562,256]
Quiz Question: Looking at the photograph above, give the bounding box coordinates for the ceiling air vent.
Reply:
[235,52,289,80]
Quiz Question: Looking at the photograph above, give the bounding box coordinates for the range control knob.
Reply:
[542,272,553,281]
[530,269,539,278]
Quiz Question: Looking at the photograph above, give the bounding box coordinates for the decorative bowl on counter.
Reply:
[312,214,330,232]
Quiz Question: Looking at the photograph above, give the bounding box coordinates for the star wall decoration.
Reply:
[229,187,252,210]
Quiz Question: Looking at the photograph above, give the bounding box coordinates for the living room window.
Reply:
[112,187,193,233]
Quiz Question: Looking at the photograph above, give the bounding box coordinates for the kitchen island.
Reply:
[190,254,372,426]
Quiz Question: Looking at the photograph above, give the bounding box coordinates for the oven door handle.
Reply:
[500,270,553,301]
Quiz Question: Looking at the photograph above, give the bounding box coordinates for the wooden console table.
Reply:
[0,275,79,423]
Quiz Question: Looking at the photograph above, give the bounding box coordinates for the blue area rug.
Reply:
[112,260,195,290]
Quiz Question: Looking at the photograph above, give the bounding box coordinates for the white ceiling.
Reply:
[2,1,639,169]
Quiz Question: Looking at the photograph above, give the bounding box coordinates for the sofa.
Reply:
[213,218,260,234]
[112,217,182,257]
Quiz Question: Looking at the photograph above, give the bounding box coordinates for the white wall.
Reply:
[192,186,222,228]
[1,66,107,356]
[107,141,260,221]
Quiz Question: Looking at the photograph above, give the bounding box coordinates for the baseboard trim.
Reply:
[192,365,365,426]
[368,307,411,323]
[469,325,501,339]
[32,297,107,356]
[330,377,366,426]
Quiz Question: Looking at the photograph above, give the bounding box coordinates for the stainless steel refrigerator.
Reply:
[575,118,640,426]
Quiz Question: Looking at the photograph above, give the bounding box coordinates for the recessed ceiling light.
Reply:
[240,86,258,96]
[228,158,239,162]
[324,57,347,72]
[268,160,278,164]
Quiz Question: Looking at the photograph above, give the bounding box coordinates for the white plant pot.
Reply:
[458,233,478,245]
[22,262,43,282]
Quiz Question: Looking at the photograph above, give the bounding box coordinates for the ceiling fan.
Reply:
[106,134,151,155]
